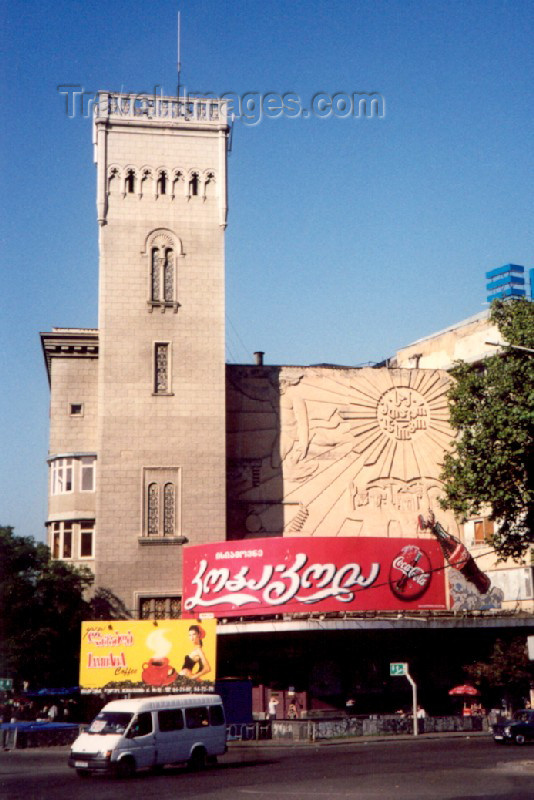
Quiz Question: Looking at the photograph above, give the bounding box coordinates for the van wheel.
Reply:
[115,757,136,779]
[188,748,207,771]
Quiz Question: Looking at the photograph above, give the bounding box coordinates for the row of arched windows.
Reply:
[108,165,216,199]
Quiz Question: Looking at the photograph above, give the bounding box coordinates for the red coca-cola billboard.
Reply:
[182,537,447,618]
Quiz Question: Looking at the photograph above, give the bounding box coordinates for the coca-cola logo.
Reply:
[389,545,431,601]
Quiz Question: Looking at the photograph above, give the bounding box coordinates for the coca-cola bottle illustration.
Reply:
[418,512,491,594]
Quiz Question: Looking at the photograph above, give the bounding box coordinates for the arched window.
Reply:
[145,230,182,312]
[164,249,174,301]
[125,169,136,194]
[157,171,167,195]
[172,169,184,198]
[107,166,121,195]
[147,483,159,535]
[143,468,181,538]
[163,482,175,535]
[140,168,153,198]
[151,248,161,301]
[203,170,216,198]
[189,172,199,197]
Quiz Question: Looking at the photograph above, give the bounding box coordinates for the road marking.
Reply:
[239,791,358,797]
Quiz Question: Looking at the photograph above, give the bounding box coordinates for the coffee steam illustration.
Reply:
[141,628,178,687]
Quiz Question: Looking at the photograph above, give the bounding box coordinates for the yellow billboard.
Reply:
[79,619,217,694]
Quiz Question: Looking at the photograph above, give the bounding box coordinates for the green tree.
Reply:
[464,637,533,709]
[440,298,534,560]
[0,525,93,690]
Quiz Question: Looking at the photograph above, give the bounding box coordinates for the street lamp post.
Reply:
[485,341,534,356]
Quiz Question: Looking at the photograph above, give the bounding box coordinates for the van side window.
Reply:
[209,705,225,726]
[185,706,210,728]
[158,709,184,732]
[131,712,153,737]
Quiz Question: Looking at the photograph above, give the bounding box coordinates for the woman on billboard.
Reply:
[180,624,211,680]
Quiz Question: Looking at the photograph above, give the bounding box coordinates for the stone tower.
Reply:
[93,91,229,616]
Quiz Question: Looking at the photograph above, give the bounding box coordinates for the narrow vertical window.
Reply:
[163,482,175,535]
[63,524,73,559]
[52,523,60,559]
[126,169,135,193]
[204,171,215,197]
[148,483,159,534]
[164,249,174,301]
[154,343,170,394]
[157,172,167,195]
[80,521,95,558]
[151,248,160,301]
[189,172,199,196]
[81,457,96,491]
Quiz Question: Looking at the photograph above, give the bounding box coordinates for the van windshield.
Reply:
[88,711,133,735]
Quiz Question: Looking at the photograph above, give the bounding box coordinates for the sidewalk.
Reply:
[228,729,490,749]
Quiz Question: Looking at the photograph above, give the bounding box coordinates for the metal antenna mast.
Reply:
[177,11,182,98]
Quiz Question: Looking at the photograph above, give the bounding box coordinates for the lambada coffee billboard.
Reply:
[182,537,447,618]
[79,619,217,694]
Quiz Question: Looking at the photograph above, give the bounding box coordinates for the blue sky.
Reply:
[1,0,533,542]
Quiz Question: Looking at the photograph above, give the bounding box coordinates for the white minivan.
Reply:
[68,693,227,778]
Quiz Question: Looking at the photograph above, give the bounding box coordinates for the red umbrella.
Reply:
[448,684,479,696]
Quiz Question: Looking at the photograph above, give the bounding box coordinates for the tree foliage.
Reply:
[0,525,94,690]
[440,298,534,560]
[464,637,533,707]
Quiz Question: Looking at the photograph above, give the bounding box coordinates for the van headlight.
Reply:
[504,727,511,735]
[97,750,112,760]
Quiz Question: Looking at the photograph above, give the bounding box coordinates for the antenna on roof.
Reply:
[177,10,182,98]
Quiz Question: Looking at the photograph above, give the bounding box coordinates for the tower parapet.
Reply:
[95,91,228,126]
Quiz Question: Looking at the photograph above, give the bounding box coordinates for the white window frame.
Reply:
[51,521,73,560]
[51,459,74,495]
[80,456,96,492]
[79,521,95,559]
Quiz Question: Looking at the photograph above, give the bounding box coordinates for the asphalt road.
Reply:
[1,736,533,800]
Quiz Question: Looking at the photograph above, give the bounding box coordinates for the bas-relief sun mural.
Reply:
[227,367,459,541]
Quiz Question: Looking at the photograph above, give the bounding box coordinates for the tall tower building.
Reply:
[42,91,230,617]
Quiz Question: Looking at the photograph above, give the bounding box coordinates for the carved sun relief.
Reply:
[226,367,457,540]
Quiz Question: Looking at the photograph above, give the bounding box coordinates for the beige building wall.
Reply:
[392,311,503,370]
[93,95,229,616]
